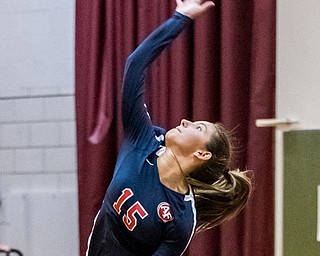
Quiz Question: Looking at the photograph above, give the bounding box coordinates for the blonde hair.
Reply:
[187,123,252,233]
[187,169,252,232]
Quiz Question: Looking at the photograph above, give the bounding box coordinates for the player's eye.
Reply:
[196,126,201,131]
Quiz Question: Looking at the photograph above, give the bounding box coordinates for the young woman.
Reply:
[86,0,252,255]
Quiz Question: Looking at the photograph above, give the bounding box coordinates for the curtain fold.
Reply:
[75,0,275,255]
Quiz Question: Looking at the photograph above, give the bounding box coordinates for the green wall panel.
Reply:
[283,130,320,255]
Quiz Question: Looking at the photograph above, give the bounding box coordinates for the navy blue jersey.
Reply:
[87,12,196,256]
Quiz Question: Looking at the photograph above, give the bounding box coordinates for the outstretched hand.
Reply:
[175,0,215,19]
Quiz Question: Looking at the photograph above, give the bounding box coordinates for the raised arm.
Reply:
[121,12,192,144]
[121,0,215,144]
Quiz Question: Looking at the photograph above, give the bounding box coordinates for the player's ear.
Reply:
[193,150,212,161]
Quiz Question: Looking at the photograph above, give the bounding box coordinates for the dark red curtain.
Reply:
[75,1,275,256]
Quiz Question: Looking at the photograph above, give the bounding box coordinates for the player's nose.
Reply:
[181,119,193,128]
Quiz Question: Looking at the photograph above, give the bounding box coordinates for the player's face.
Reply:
[166,119,216,155]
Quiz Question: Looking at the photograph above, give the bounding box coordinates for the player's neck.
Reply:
[157,148,190,194]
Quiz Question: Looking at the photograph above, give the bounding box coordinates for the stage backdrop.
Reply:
[75,0,275,255]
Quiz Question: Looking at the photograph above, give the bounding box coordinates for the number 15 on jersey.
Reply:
[113,188,149,231]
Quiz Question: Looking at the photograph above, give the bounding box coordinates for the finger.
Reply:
[201,1,215,11]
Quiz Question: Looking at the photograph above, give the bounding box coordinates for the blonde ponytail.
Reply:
[188,170,252,232]
[187,169,252,233]
[186,122,253,233]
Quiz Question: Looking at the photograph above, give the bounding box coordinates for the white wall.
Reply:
[0,0,74,94]
[275,2,320,256]
[277,0,320,129]
[0,1,78,256]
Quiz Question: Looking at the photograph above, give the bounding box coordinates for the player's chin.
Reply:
[165,129,180,142]
[166,128,179,136]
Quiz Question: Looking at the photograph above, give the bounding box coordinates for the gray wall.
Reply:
[0,1,78,256]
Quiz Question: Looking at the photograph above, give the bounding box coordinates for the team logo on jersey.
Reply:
[157,202,174,223]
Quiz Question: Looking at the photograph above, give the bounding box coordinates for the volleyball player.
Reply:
[86,1,252,255]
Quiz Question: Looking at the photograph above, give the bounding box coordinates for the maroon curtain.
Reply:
[75,1,275,256]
